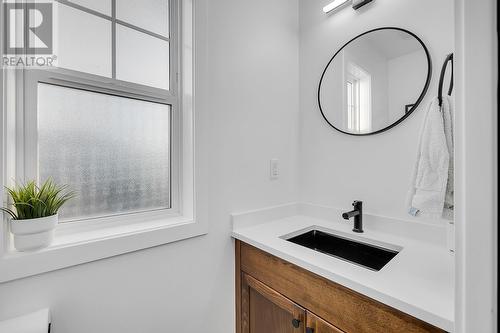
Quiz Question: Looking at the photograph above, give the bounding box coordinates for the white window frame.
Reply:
[0,0,206,283]
[25,71,181,224]
[344,62,372,133]
[30,0,181,222]
[346,76,359,131]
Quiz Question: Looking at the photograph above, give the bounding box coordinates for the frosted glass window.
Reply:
[70,0,112,15]
[38,83,171,221]
[116,24,170,90]
[55,3,112,77]
[116,0,169,37]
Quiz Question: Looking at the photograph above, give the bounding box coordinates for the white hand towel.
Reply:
[442,96,454,220]
[407,97,454,220]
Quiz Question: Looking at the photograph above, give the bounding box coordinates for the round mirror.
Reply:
[318,27,431,136]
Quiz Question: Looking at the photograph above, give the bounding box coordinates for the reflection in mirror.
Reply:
[318,28,431,135]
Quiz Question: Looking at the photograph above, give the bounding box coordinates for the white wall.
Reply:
[299,0,454,223]
[454,0,498,331]
[0,0,300,332]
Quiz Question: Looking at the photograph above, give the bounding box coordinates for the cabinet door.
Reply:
[241,273,306,333]
[306,312,344,333]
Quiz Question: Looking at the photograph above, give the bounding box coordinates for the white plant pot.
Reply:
[10,214,58,252]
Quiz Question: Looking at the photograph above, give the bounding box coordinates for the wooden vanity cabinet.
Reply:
[235,240,446,333]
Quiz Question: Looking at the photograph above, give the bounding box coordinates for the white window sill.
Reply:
[0,215,207,283]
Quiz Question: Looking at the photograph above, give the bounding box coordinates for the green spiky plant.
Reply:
[1,179,75,220]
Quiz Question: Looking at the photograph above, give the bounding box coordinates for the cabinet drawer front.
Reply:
[239,241,445,333]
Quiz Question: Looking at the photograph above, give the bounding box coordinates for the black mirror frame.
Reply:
[317,27,432,136]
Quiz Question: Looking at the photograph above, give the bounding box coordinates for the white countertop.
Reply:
[231,204,454,332]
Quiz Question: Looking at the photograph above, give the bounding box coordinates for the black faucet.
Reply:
[342,201,363,233]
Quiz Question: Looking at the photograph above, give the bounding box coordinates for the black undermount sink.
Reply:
[286,229,399,271]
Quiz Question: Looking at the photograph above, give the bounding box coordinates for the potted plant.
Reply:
[1,179,75,252]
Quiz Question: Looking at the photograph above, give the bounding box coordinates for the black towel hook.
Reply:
[438,53,454,107]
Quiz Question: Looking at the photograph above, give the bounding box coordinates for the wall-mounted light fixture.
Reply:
[323,0,374,13]
[322,0,349,13]
[352,0,374,10]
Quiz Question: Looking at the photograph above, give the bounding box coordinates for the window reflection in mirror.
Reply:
[345,61,372,132]
[319,28,431,135]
